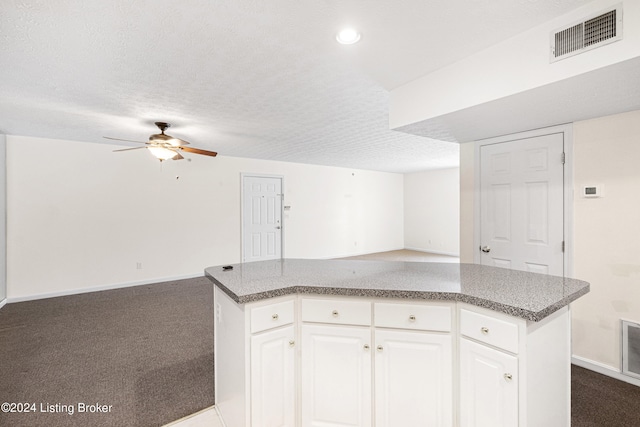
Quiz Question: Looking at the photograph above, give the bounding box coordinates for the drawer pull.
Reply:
[289,340,295,347]
[504,373,513,381]
[332,310,339,317]
[409,315,416,322]
[272,314,279,320]
[377,345,384,352]
[481,327,489,335]
[364,344,370,350]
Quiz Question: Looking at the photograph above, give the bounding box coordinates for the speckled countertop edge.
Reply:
[205,269,590,322]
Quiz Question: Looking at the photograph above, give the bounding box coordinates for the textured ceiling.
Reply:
[0,0,592,173]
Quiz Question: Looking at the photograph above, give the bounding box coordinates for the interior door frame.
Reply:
[240,173,285,262]
[472,124,574,278]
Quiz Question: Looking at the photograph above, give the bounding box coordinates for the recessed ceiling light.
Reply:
[336,28,361,45]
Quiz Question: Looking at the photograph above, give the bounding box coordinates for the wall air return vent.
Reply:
[622,320,640,380]
[550,4,622,62]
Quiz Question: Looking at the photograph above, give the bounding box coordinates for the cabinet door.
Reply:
[301,324,371,427]
[374,330,452,427]
[460,338,518,427]
[251,325,295,427]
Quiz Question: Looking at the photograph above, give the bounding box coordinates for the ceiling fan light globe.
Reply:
[148,146,178,161]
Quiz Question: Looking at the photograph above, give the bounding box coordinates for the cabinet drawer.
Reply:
[301,298,371,326]
[251,300,295,334]
[460,309,519,354]
[375,302,451,332]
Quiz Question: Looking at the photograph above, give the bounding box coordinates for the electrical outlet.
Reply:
[136,262,142,270]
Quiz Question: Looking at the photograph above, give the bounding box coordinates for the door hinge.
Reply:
[562,241,565,252]
[561,152,566,164]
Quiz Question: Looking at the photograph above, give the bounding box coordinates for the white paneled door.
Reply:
[243,176,283,262]
[479,133,564,276]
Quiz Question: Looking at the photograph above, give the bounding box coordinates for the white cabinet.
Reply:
[458,304,571,427]
[301,324,372,427]
[251,325,296,427]
[374,329,452,427]
[215,289,571,427]
[459,307,520,427]
[459,338,518,427]
[300,298,453,427]
[214,289,296,427]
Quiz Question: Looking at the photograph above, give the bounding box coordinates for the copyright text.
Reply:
[1,402,113,415]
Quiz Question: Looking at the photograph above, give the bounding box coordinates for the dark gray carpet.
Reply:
[0,277,214,427]
[572,364,640,427]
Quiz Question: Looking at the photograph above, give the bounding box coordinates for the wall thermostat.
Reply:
[582,185,604,198]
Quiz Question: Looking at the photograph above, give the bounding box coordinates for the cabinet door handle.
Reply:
[363,344,370,350]
[504,373,513,381]
[377,345,384,352]
[481,327,489,334]
[409,315,416,322]
[272,313,279,320]
[289,340,295,347]
[332,310,339,317]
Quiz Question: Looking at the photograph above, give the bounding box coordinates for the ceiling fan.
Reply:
[105,122,218,161]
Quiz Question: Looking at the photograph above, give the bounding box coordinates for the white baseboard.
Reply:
[404,246,460,257]
[572,355,640,388]
[6,273,205,303]
[0,298,6,310]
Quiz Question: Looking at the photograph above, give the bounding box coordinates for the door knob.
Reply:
[480,246,491,253]
[275,226,281,229]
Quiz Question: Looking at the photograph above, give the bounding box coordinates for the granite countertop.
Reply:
[205,259,590,322]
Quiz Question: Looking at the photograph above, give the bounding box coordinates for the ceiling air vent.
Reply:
[550,4,623,62]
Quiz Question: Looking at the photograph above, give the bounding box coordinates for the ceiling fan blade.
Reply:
[113,146,148,152]
[104,136,148,144]
[173,152,184,160]
[178,146,218,157]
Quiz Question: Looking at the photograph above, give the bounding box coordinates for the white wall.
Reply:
[6,135,404,300]
[404,168,459,256]
[571,109,640,370]
[459,143,475,263]
[390,0,640,128]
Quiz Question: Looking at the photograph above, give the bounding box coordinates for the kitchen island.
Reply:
[206,259,589,427]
